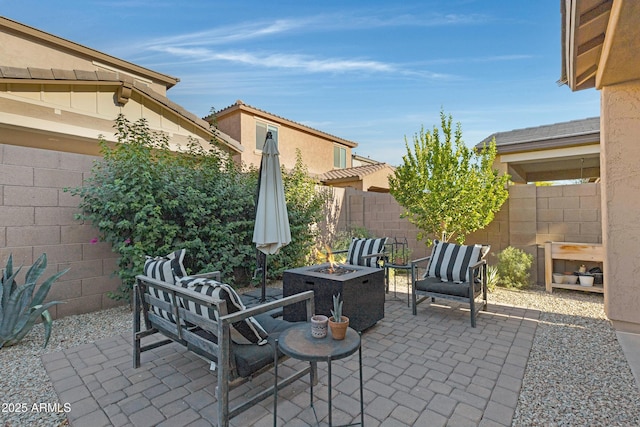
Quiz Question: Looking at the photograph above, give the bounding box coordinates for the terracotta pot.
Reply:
[310,315,328,339]
[328,316,349,340]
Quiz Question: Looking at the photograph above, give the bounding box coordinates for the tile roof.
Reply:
[320,162,393,182]
[215,100,358,148]
[0,66,242,153]
[477,117,600,153]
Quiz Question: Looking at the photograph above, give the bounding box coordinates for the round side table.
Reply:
[274,323,363,427]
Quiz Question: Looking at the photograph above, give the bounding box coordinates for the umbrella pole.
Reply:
[261,255,267,302]
[260,252,267,302]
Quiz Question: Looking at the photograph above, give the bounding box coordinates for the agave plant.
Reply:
[0,253,68,349]
[486,264,499,292]
[330,293,344,323]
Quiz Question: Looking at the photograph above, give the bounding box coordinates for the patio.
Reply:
[22,285,633,427]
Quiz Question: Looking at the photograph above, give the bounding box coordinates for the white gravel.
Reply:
[1,286,639,426]
[490,286,640,427]
[0,305,132,427]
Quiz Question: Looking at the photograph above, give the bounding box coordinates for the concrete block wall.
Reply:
[340,182,601,286]
[532,182,602,280]
[0,144,122,319]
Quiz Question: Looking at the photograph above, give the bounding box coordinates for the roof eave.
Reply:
[213,101,359,148]
[0,16,179,89]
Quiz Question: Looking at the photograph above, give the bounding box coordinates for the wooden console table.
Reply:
[544,241,604,294]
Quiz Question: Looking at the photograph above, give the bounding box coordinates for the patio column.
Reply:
[601,80,640,333]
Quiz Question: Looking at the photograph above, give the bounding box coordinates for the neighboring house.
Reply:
[351,153,382,167]
[560,0,640,334]
[0,17,242,317]
[478,117,600,183]
[320,163,395,193]
[211,100,358,176]
[0,17,241,159]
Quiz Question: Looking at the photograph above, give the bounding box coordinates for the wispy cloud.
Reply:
[126,11,485,79]
[140,19,308,49]
[422,54,535,65]
[155,46,395,73]
[137,12,488,50]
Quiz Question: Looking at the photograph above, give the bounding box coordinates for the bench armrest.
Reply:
[190,270,221,281]
[219,291,314,324]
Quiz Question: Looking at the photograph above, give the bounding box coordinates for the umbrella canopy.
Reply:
[253,132,291,255]
[253,132,291,301]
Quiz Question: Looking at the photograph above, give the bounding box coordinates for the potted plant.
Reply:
[328,293,349,340]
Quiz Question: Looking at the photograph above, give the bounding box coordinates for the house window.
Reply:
[334,145,347,169]
[256,121,278,150]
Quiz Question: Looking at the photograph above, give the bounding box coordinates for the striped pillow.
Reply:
[143,249,187,323]
[426,240,482,283]
[178,277,268,346]
[346,237,387,267]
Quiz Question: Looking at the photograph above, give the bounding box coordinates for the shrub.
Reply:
[0,253,67,349]
[67,114,326,300]
[496,246,533,289]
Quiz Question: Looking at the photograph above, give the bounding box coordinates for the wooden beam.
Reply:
[579,0,613,27]
[577,33,605,57]
[576,64,598,87]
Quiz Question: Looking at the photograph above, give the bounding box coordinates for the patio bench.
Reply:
[133,273,316,427]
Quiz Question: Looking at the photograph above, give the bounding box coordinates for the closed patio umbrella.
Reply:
[253,132,291,301]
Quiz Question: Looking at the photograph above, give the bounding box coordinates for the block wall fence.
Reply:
[0,144,122,318]
[336,183,602,286]
[1,143,602,318]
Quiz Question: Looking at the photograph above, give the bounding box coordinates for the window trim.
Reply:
[334,145,347,169]
[255,120,279,151]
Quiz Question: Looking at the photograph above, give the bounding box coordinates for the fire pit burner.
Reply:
[311,265,357,276]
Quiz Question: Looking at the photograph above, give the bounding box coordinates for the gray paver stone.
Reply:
[428,393,457,417]
[129,405,166,427]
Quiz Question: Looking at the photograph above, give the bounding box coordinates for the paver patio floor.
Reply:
[42,295,540,426]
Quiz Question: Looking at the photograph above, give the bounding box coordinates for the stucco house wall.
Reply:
[214,100,357,176]
[601,81,640,332]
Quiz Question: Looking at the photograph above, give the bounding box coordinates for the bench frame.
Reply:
[133,274,316,427]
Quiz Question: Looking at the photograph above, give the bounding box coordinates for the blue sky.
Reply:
[2,1,600,166]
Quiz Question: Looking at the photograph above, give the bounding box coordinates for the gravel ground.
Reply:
[2,285,639,426]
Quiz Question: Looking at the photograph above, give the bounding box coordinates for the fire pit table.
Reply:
[283,262,385,332]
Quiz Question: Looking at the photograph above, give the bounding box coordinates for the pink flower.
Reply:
[124,238,131,244]
[90,237,99,244]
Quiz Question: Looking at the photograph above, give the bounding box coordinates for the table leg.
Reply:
[359,336,364,426]
[310,361,314,408]
[328,355,332,427]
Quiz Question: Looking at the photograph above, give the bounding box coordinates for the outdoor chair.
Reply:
[410,240,489,327]
[331,236,388,268]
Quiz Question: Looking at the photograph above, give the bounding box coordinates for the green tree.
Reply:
[67,114,326,300]
[389,110,510,244]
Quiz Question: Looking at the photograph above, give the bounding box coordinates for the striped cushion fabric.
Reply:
[178,277,268,346]
[425,240,482,283]
[143,249,187,323]
[346,237,387,267]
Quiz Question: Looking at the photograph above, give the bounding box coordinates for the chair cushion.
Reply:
[193,314,298,378]
[346,237,387,267]
[143,249,187,323]
[178,276,268,346]
[416,277,481,298]
[425,240,482,283]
